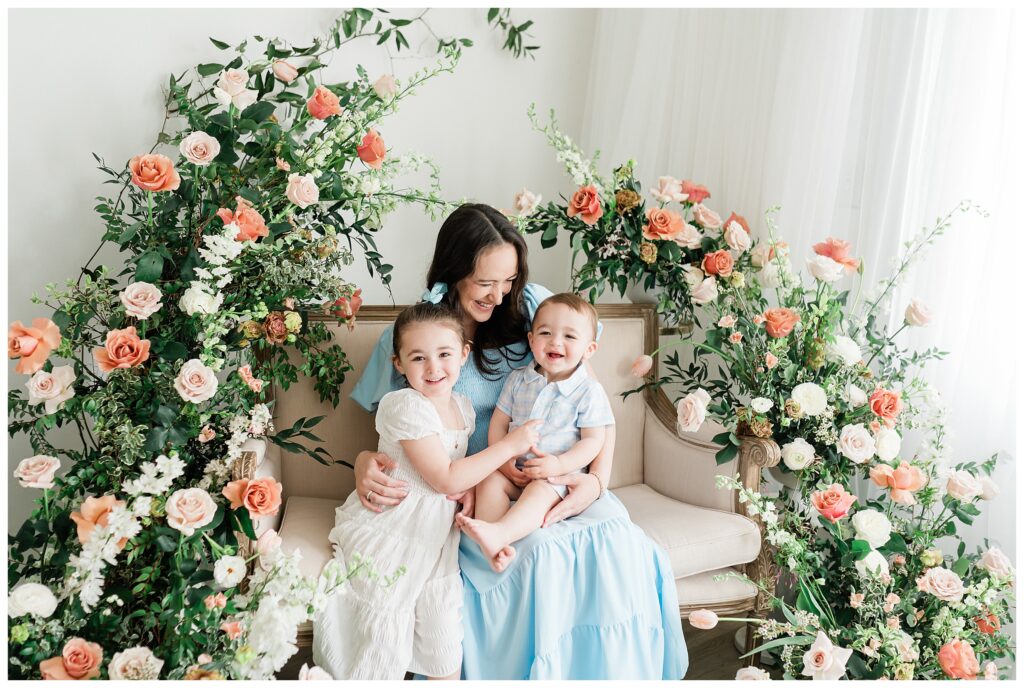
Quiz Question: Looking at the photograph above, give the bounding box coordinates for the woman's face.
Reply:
[454,243,519,324]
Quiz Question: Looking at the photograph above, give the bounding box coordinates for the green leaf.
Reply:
[715,443,739,465]
[240,100,275,123]
[209,37,230,50]
[135,251,164,282]
[232,509,258,540]
[197,63,224,77]
[711,431,732,446]
[154,405,179,427]
[160,341,189,361]
[740,634,816,660]
[144,427,169,452]
[155,534,179,553]
[952,557,970,576]
[118,221,143,245]
[850,539,871,560]
[487,8,499,22]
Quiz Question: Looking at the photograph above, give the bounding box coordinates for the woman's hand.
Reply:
[447,488,475,520]
[542,472,601,527]
[498,459,531,488]
[354,449,409,513]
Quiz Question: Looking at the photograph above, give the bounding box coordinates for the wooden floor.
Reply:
[279,620,762,680]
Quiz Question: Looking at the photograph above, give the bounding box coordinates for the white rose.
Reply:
[649,176,686,204]
[26,366,76,414]
[855,549,890,578]
[874,427,902,461]
[690,277,719,305]
[677,389,712,433]
[256,529,283,571]
[904,298,932,327]
[758,258,793,287]
[286,173,320,209]
[806,254,845,282]
[119,281,164,320]
[174,359,219,404]
[673,223,703,250]
[801,631,853,681]
[843,383,867,407]
[781,438,816,471]
[165,488,217,536]
[108,646,164,680]
[212,86,232,108]
[736,667,771,680]
[724,221,752,252]
[8,582,58,618]
[852,510,892,548]
[372,73,398,100]
[978,547,1013,578]
[825,335,862,366]
[513,187,541,216]
[946,470,982,501]
[232,88,258,110]
[178,131,221,167]
[979,475,1000,501]
[681,264,705,288]
[791,382,827,417]
[13,455,61,489]
[299,664,334,680]
[837,424,876,464]
[217,68,249,96]
[750,397,773,414]
[179,282,223,316]
[214,555,247,588]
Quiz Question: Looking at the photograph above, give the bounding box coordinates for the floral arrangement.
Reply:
[5,11,515,679]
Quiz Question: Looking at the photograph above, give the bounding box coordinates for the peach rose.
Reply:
[679,180,710,204]
[120,282,163,320]
[630,354,653,378]
[691,204,722,229]
[643,207,684,240]
[222,476,283,517]
[762,308,800,338]
[871,461,927,505]
[175,359,219,404]
[272,60,299,83]
[702,250,734,277]
[14,455,61,489]
[689,609,719,630]
[673,222,702,250]
[71,495,127,548]
[812,237,860,272]
[937,639,979,680]
[129,154,180,193]
[567,185,603,226]
[220,620,244,640]
[178,131,221,167]
[356,128,387,169]
[204,592,227,610]
[724,212,750,234]
[286,173,320,209]
[330,289,363,320]
[166,488,217,536]
[976,613,1000,635]
[810,483,856,523]
[217,197,269,242]
[8,318,61,374]
[237,365,264,393]
[93,326,151,373]
[869,387,903,428]
[373,73,398,100]
[27,366,76,414]
[39,637,103,680]
[916,567,965,602]
[307,85,342,119]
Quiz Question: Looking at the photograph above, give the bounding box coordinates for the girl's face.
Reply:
[454,244,519,324]
[393,322,470,399]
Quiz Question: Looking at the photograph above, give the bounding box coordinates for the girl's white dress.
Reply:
[313,388,474,679]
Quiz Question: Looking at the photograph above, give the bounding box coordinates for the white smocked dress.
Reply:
[313,388,474,679]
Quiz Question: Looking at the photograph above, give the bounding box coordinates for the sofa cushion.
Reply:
[613,483,760,578]
[676,567,758,607]
[277,496,341,579]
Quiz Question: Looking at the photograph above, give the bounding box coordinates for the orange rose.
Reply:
[870,461,926,505]
[39,638,103,680]
[567,185,604,226]
[217,197,268,242]
[762,308,800,338]
[810,483,856,523]
[70,495,128,549]
[356,129,387,170]
[129,154,181,193]
[680,180,710,204]
[642,207,684,241]
[724,212,750,234]
[330,288,363,320]
[976,613,1000,635]
[938,639,979,680]
[702,250,734,277]
[869,387,903,428]
[222,477,283,517]
[93,326,150,373]
[813,237,860,272]
[8,318,61,375]
[306,85,342,120]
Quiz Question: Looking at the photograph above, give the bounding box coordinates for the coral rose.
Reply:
[762,308,800,338]
[810,483,856,523]
[812,237,860,272]
[330,289,363,320]
[871,461,927,505]
[129,154,180,193]
[306,85,342,119]
[567,185,603,226]
[165,488,217,536]
[702,250,734,277]
[71,495,127,548]
[8,318,61,375]
[976,613,1000,635]
[691,204,722,229]
[643,207,684,240]
[14,455,61,489]
[222,476,283,517]
[93,327,151,373]
[679,180,710,204]
[869,387,903,428]
[937,639,979,680]
[39,637,103,680]
[272,60,299,83]
[217,197,268,242]
[179,131,221,167]
[357,129,387,169]
[120,282,163,320]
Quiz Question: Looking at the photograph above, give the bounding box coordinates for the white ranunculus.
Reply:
[690,277,719,305]
[750,397,773,414]
[677,389,712,433]
[874,427,902,461]
[946,470,983,501]
[837,424,875,464]
[214,555,248,588]
[979,475,1000,501]
[179,282,223,316]
[724,222,752,252]
[904,298,932,327]
[978,547,1014,578]
[781,438,816,471]
[843,383,868,407]
[8,582,58,618]
[852,510,892,548]
[513,187,542,216]
[791,382,827,417]
[27,366,76,414]
[854,549,890,578]
[825,335,862,366]
[806,255,845,282]
[299,664,334,680]
[108,646,164,680]
[174,359,219,404]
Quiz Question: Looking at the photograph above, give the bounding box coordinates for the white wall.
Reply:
[7,8,596,529]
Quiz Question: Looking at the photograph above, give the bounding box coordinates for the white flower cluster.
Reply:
[198,405,273,490]
[527,103,609,194]
[65,501,147,611]
[122,453,185,497]
[197,225,246,289]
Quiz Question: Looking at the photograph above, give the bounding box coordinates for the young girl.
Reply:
[313,303,541,680]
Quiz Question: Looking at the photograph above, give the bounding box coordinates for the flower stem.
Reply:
[147,192,154,227]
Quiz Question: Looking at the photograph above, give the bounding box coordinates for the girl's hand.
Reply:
[502,419,543,456]
[447,488,475,520]
[521,445,562,480]
[542,472,601,527]
[354,450,409,513]
[499,459,531,488]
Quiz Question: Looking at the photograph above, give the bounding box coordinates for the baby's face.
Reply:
[393,322,469,399]
[528,303,597,379]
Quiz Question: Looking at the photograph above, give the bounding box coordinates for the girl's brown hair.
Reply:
[392,302,466,358]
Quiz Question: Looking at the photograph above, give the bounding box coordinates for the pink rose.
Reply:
[690,277,719,305]
[691,204,721,229]
[810,483,856,523]
[689,609,719,630]
[630,354,653,378]
[937,639,979,680]
[567,185,604,226]
[702,250,733,277]
[718,314,737,328]
[27,366,76,414]
[120,282,163,319]
[178,131,221,167]
[724,221,751,252]
[306,85,342,120]
[356,129,387,169]
[286,172,319,209]
[70,495,128,548]
[978,546,1013,578]
[812,237,860,272]
[220,620,243,640]
[14,455,61,489]
[916,567,965,602]
[649,176,687,204]
[801,631,852,680]
[129,154,180,193]
[93,326,151,372]
[204,592,227,610]
[217,68,248,96]
[272,60,299,83]
[904,299,932,327]
[373,73,398,100]
[174,359,219,404]
[222,476,283,517]
[8,318,62,375]
[869,387,903,428]
[198,425,216,443]
[946,470,982,501]
[672,222,702,250]
[39,637,103,680]
[275,157,291,172]
[676,389,712,433]
[165,488,217,536]
[643,207,685,240]
[725,212,750,234]
[679,180,710,204]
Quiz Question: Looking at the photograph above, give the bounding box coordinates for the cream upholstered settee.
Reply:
[237,304,779,655]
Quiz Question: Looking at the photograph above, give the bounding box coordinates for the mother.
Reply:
[348,203,686,679]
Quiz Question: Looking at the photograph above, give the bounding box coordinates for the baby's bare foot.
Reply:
[456,513,512,573]
[493,545,516,573]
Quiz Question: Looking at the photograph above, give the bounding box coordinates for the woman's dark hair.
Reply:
[425,203,530,378]
[392,303,466,358]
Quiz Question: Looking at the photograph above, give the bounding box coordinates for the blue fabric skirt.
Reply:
[458,493,687,680]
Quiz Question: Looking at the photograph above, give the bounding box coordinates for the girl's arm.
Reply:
[490,407,532,488]
[402,419,542,495]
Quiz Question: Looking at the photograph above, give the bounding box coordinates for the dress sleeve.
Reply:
[523,282,603,340]
[374,390,440,441]
[576,380,617,428]
[350,324,405,413]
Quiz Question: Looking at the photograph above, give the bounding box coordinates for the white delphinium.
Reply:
[65,504,142,611]
[123,453,185,497]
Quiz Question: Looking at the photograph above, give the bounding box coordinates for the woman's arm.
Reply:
[543,423,616,527]
[353,450,409,513]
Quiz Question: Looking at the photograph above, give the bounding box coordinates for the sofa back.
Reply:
[273,305,659,502]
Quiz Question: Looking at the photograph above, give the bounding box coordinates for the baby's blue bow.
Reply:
[421,282,448,304]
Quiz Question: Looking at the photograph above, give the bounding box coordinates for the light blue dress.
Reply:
[351,283,687,679]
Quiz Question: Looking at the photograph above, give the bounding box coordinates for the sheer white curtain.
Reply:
[580,8,1020,556]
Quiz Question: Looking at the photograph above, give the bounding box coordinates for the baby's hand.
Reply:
[503,419,543,456]
[521,445,563,480]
